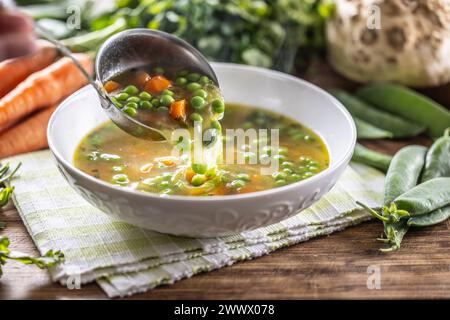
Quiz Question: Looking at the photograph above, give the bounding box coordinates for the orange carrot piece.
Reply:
[134,71,151,88]
[170,99,187,120]
[0,104,58,158]
[0,40,57,98]
[144,75,171,94]
[185,167,195,183]
[104,80,120,93]
[0,53,93,129]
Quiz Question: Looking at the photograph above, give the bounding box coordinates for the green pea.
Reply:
[230,179,245,189]
[193,89,208,99]
[211,120,222,131]
[187,72,201,82]
[123,106,137,117]
[178,70,189,76]
[157,106,169,113]
[110,97,122,108]
[272,172,287,180]
[126,102,138,109]
[301,172,315,179]
[175,77,187,86]
[191,174,207,186]
[123,85,139,95]
[187,82,201,92]
[112,174,129,185]
[236,173,250,181]
[160,95,175,106]
[199,76,210,85]
[127,96,140,103]
[151,98,160,107]
[281,161,294,169]
[140,101,153,110]
[153,66,164,74]
[115,92,129,101]
[190,113,203,122]
[162,89,174,96]
[273,154,286,162]
[190,96,205,110]
[283,168,293,174]
[158,181,171,189]
[288,174,302,182]
[112,166,123,172]
[212,99,225,113]
[139,91,152,100]
[275,179,287,187]
[278,147,288,155]
[192,163,208,174]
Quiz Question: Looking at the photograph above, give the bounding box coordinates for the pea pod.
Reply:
[330,89,425,138]
[383,145,427,206]
[357,84,450,138]
[351,143,392,173]
[391,178,450,216]
[354,117,394,139]
[408,207,450,228]
[421,128,450,182]
[407,129,450,227]
[356,145,427,252]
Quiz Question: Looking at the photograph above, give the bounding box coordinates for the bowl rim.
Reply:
[47,62,356,202]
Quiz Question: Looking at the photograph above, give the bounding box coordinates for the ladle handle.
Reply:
[34,25,111,109]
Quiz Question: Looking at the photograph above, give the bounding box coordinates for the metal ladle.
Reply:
[95,29,219,141]
[37,27,219,141]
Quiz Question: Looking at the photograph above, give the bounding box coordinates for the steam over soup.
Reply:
[74,104,329,196]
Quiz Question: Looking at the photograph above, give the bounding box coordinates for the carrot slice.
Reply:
[185,167,195,183]
[135,71,151,88]
[144,75,171,94]
[170,99,187,120]
[103,80,120,93]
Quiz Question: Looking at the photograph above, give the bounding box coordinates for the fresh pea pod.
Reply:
[407,129,450,227]
[351,143,392,173]
[357,84,450,138]
[407,207,450,228]
[354,117,394,139]
[421,128,450,182]
[330,89,425,138]
[383,145,427,206]
[391,178,450,216]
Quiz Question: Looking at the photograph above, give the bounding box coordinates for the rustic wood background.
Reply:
[0,63,449,299]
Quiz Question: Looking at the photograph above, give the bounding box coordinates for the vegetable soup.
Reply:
[74,104,329,196]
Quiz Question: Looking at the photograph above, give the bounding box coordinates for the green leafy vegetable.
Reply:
[0,162,65,277]
[0,237,65,277]
[23,0,334,73]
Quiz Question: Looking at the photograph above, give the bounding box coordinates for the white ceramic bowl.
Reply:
[48,63,356,237]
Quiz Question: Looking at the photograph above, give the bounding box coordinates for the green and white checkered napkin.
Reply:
[7,150,384,297]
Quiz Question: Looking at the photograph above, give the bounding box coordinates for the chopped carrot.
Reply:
[140,163,154,173]
[170,99,187,120]
[154,156,177,167]
[104,80,120,93]
[0,53,93,129]
[144,75,171,94]
[0,103,58,158]
[185,167,195,183]
[134,71,151,88]
[0,40,57,98]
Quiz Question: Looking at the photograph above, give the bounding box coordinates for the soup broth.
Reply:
[74,104,329,196]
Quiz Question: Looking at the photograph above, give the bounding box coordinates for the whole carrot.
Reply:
[0,40,57,98]
[0,104,58,159]
[0,53,93,129]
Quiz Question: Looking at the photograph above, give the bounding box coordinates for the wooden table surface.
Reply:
[1,65,449,300]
